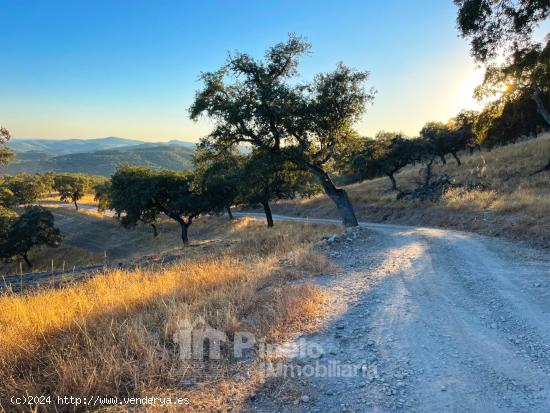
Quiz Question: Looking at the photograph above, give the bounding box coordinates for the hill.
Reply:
[7,137,147,154]
[4,144,195,176]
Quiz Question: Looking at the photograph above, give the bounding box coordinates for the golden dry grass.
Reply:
[271,132,550,246]
[0,218,337,412]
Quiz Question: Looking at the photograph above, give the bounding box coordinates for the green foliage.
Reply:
[349,132,422,190]
[0,207,17,246]
[239,150,319,205]
[193,147,245,216]
[94,181,112,213]
[2,174,44,205]
[52,174,105,209]
[0,206,62,267]
[109,166,207,244]
[454,0,549,62]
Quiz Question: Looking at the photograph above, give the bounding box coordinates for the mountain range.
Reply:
[5,137,198,176]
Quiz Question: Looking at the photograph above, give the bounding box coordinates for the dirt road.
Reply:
[244,214,550,412]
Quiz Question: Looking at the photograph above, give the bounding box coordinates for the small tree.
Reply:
[110,166,206,245]
[3,174,43,205]
[53,174,89,210]
[0,206,62,268]
[351,132,420,191]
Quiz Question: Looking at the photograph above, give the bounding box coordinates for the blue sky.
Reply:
[0,0,518,141]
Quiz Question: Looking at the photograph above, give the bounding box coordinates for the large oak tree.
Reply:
[190,35,375,227]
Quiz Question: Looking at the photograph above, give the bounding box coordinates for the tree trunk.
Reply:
[386,173,398,191]
[74,200,79,210]
[226,205,234,220]
[530,83,550,175]
[424,157,435,186]
[451,152,461,166]
[178,221,189,245]
[316,170,358,227]
[172,216,192,245]
[151,223,159,237]
[22,253,32,268]
[261,201,274,228]
[531,82,550,126]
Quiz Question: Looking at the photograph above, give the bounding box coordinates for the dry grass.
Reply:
[271,133,550,247]
[38,193,98,205]
[0,218,337,412]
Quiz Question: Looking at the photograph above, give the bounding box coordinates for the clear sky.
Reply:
[1,0,493,141]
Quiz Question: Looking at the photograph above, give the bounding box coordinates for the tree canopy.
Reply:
[109,166,209,245]
[350,133,422,191]
[0,206,62,268]
[455,0,550,62]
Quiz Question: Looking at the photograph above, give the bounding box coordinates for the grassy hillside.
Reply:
[5,144,195,176]
[271,133,550,247]
[0,214,337,411]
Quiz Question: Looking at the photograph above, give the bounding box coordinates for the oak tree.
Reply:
[190,35,375,227]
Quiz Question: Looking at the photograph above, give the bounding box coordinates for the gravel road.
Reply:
[244,214,550,412]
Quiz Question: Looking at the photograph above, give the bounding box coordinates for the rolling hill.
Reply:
[7,137,147,155]
[5,144,196,176]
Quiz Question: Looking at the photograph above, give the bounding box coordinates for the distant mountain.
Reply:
[7,137,149,155]
[5,144,195,176]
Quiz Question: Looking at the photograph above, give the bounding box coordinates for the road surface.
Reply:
[244,213,550,412]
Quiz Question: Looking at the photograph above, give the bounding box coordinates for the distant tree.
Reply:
[0,127,15,167]
[193,147,245,220]
[448,110,480,155]
[238,151,319,227]
[351,132,420,191]
[416,139,439,186]
[34,172,55,195]
[190,35,375,227]
[110,166,207,245]
[419,122,453,165]
[52,175,89,210]
[3,174,43,205]
[0,206,62,268]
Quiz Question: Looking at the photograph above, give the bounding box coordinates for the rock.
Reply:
[440,386,447,392]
